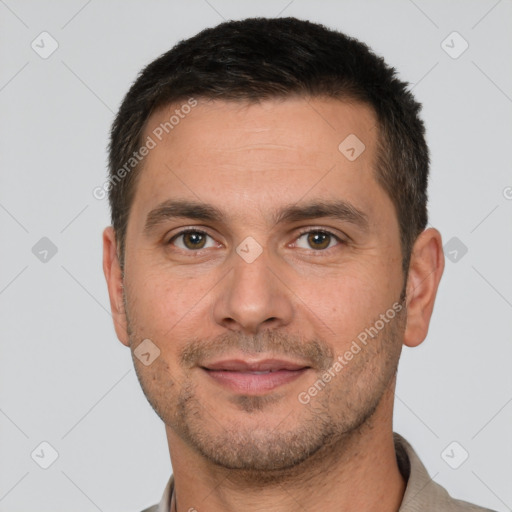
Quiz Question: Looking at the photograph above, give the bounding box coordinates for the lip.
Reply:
[203,358,309,372]
[201,358,310,394]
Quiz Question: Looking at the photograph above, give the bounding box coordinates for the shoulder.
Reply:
[446,497,497,511]
[139,505,159,512]
[394,433,497,512]
[432,491,497,512]
[138,474,174,512]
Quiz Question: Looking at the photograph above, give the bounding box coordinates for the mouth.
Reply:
[200,358,311,394]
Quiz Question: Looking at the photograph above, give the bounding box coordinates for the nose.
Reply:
[212,247,294,335]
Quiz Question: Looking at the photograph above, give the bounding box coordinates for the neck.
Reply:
[166,388,405,512]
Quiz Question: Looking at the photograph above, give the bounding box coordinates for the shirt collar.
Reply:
[155,473,173,512]
[153,432,457,512]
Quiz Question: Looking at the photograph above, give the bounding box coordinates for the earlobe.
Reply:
[403,228,445,348]
[102,226,130,347]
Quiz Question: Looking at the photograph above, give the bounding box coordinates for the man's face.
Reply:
[120,97,406,472]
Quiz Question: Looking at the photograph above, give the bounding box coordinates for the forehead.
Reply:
[130,97,385,228]
[143,96,377,167]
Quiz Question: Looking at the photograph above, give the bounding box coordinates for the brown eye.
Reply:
[295,230,341,251]
[307,232,331,250]
[170,230,214,251]
[183,232,206,249]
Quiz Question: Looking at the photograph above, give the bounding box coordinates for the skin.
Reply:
[103,96,444,512]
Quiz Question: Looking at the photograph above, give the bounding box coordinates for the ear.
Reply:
[403,228,445,348]
[102,226,130,347]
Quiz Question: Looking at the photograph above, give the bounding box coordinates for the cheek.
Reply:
[124,269,214,349]
[294,263,400,344]
[128,262,193,313]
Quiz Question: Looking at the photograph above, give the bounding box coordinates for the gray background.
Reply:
[1,0,511,511]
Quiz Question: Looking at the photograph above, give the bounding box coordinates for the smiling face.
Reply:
[110,96,410,473]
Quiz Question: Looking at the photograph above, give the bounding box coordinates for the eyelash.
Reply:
[167,227,345,253]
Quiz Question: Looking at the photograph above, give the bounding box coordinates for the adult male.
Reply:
[102,17,494,512]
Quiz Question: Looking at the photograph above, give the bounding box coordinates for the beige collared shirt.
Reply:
[141,432,496,512]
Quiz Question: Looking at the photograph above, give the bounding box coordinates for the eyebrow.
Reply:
[143,198,369,236]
